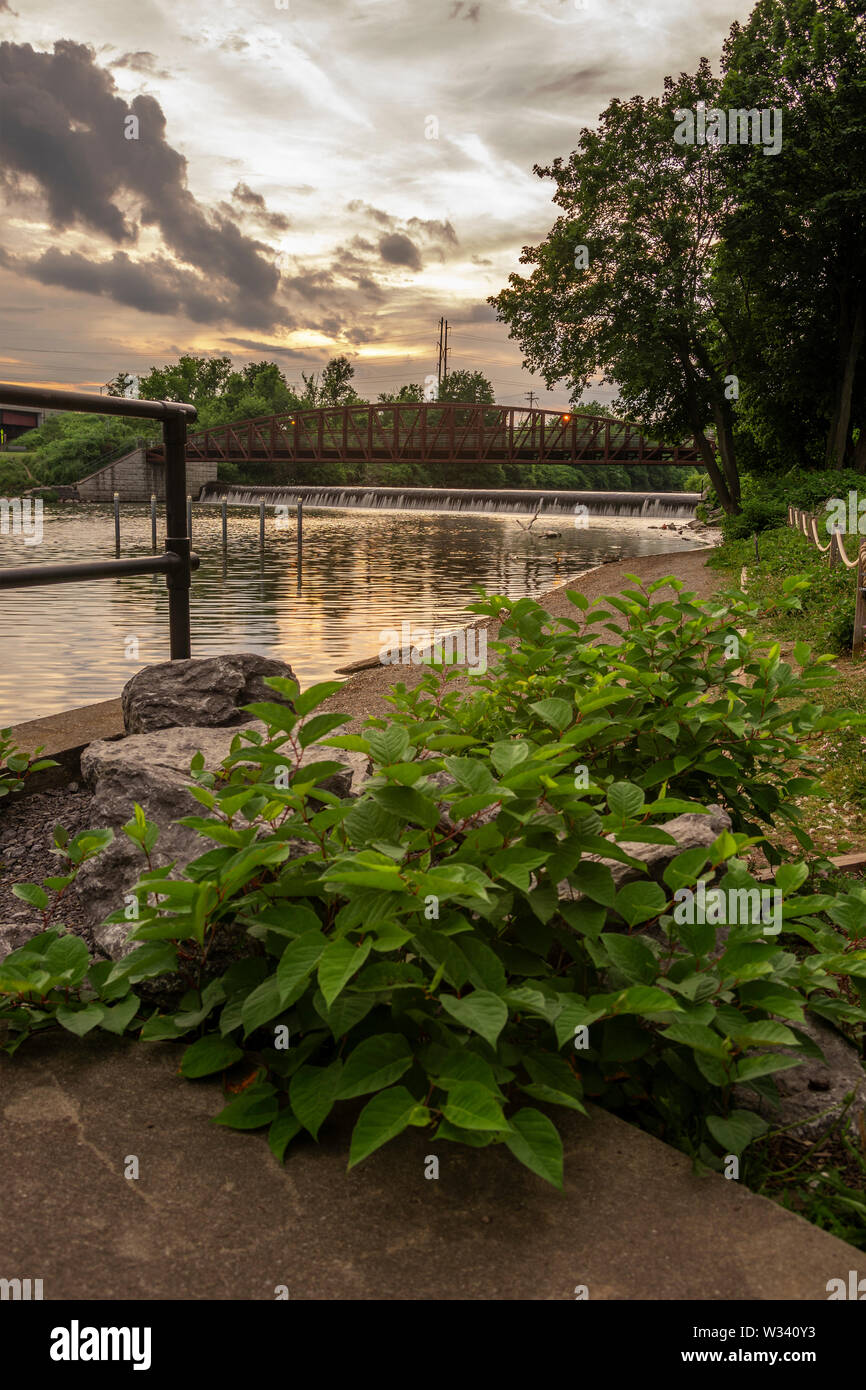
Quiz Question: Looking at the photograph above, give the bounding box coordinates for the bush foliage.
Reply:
[2,580,865,1187]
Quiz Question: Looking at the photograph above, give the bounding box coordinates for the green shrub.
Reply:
[2,582,864,1187]
[0,729,58,800]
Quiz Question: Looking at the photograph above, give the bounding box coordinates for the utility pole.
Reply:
[443,320,451,383]
[525,390,538,409]
[437,317,444,390]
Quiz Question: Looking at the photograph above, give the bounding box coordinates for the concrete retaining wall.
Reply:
[77,449,218,502]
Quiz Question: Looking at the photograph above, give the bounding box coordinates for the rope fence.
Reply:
[787,505,866,655]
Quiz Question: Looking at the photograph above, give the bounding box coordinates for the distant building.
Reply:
[0,401,44,445]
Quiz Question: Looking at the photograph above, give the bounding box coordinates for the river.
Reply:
[0,502,704,724]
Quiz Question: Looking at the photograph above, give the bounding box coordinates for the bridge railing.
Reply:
[787,504,866,654]
[0,384,199,659]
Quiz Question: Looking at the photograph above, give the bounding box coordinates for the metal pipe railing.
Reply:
[0,383,198,659]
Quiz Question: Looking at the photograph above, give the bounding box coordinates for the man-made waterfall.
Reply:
[199,483,698,519]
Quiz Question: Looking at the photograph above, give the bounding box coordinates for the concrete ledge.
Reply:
[0,1033,860,1300]
[7,699,124,788]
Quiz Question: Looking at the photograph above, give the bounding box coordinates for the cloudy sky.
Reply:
[0,0,753,408]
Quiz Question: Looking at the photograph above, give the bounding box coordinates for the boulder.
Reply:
[122,653,299,734]
[75,723,364,959]
[733,1012,866,1139]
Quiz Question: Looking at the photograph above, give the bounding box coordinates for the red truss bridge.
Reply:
[164,403,703,467]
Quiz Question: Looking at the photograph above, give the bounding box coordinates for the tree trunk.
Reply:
[709,396,741,508]
[825,290,865,468]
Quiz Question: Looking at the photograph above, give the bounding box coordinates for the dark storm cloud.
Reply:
[379,233,422,272]
[0,40,282,325]
[346,202,458,252]
[225,337,306,359]
[111,51,171,80]
[231,182,291,234]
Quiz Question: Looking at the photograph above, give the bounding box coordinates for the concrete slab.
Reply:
[1,1034,860,1300]
[7,699,124,787]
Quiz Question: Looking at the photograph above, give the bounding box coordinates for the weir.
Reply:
[198,483,699,519]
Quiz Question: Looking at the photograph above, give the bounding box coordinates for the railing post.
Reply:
[163,410,192,660]
[151,493,157,552]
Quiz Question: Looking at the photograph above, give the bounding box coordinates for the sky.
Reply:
[0,0,754,409]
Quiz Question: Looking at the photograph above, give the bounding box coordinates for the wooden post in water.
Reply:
[187,495,192,543]
[221,497,228,549]
[259,498,266,548]
[297,498,303,583]
[151,494,157,552]
[114,492,120,555]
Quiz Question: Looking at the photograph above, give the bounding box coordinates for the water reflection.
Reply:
[0,504,702,723]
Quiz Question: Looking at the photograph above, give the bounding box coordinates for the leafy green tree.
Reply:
[439,369,495,404]
[137,355,234,406]
[300,356,365,407]
[377,383,425,402]
[104,372,137,398]
[490,61,746,512]
[716,0,866,471]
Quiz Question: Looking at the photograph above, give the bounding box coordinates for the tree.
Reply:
[104,372,137,397]
[137,355,233,406]
[489,61,745,513]
[377,383,425,402]
[439,369,495,404]
[716,0,866,472]
[300,356,365,407]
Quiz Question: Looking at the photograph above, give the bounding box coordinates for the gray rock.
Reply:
[75,723,363,958]
[733,1012,866,1139]
[559,805,732,902]
[122,653,299,734]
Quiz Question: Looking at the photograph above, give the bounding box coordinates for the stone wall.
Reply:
[77,449,218,502]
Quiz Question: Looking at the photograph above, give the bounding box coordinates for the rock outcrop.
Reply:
[121,653,298,734]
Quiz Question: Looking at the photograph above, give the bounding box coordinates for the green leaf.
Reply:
[241,975,297,1038]
[440,990,508,1050]
[293,681,345,717]
[11,883,49,910]
[98,993,140,1035]
[181,1034,244,1078]
[662,1019,731,1060]
[348,1086,430,1168]
[607,781,645,819]
[318,937,372,1009]
[275,930,327,995]
[735,1053,805,1084]
[503,1108,564,1188]
[600,932,658,983]
[529,697,573,731]
[613,880,667,928]
[706,1109,767,1155]
[268,1110,303,1162]
[367,725,411,765]
[56,1003,104,1036]
[729,1020,799,1048]
[289,1060,344,1140]
[212,1085,279,1130]
[568,861,616,905]
[490,740,530,775]
[430,1048,503,1094]
[774,862,809,895]
[337,1034,414,1099]
[441,1082,512,1132]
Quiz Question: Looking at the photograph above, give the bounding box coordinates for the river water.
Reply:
[0,503,703,724]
